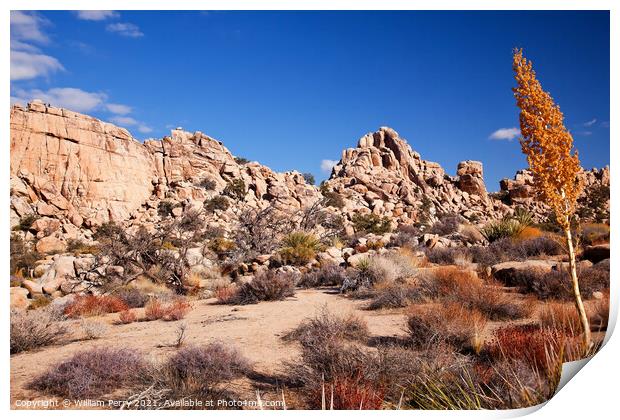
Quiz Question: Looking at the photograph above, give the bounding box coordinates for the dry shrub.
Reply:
[298,263,347,288]
[539,302,582,335]
[419,266,531,320]
[516,226,543,240]
[425,247,470,266]
[160,343,251,395]
[118,310,137,324]
[283,308,369,343]
[579,223,610,245]
[370,252,418,283]
[366,281,422,310]
[144,297,191,321]
[230,270,296,304]
[505,263,609,301]
[214,285,239,304]
[64,294,129,318]
[406,303,487,352]
[29,348,146,398]
[112,287,150,308]
[10,308,68,354]
[80,320,108,340]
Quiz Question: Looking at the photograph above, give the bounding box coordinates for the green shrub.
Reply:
[10,234,42,275]
[302,173,315,185]
[234,156,250,165]
[158,200,181,218]
[480,219,523,243]
[280,232,321,265]
[223,179,246,200]
[204,195,229,212]
[198,177,217,190]
[351,214,391,235]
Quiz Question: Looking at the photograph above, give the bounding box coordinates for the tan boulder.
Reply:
[35,236,66,254]
[10,287,30,310]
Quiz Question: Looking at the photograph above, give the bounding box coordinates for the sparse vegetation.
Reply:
[64,295,129,318]
[144,297,192,321]
[10,308,68,354]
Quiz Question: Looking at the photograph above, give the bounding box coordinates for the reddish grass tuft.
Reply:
[64,295,129,318]
[312,372,386,409]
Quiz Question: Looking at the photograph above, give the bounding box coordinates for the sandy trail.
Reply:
[10,289,407,406]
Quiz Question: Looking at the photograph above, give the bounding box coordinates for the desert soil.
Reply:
[10,289,408,408]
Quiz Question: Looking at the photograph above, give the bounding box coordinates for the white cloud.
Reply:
[75,11,119,21]
[110,116,153,134]
[10,11,49,44]
[12,87,106,113]
[11,11,64,81]
[10,50,64,80]
[583,118,597,127]
[489,127,520,141]
[106,103,132,115]
[320,159,338,173]
[575,131,593,137]
[110,116,138,126]
[137,125,153,133]
[106,22,144,37]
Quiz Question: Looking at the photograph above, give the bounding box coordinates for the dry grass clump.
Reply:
[487,325,573,373]
[29,348,146,399]
[283,308,369,343]
[64,294,129,318]
[298,263,347,288]
[539,302,582,335]
[79,319,109,340]
[10,308,68,354]
[144,297,191,321]
[226,270,296,305]
[406,303,487,353]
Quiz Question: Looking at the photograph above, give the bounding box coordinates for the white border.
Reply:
[3,1,616,419]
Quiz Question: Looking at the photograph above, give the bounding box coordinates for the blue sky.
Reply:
[10,10,610,190]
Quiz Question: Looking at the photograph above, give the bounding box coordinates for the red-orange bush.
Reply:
[215,285,239,304]
[118,310,137,324]
[64,295,129,318]
[144,297,191,321]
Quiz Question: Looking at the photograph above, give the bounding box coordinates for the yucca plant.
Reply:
[480,219,524,243]
[279,232,321,266]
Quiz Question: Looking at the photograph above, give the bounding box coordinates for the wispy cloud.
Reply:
[10,11,50,44]
[75,11,119,21]
[106,103,132,115]
[320,159,338,173]
[489,127,520,141]
[575,130,593,137]
[583,118,597,127]
[106,22,144,38]
[10,11,64,81]
[11,87,106,113]
[110,116,152,134]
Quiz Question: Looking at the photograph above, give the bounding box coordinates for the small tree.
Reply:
[512,49,591,351]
